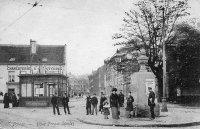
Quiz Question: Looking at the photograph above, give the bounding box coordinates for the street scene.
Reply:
[0,0,200,129]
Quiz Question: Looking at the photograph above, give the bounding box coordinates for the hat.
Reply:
[112,88,117,92]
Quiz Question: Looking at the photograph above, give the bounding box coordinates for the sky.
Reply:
[0,0,200,75]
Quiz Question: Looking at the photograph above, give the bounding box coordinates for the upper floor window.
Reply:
[8,71,15,82]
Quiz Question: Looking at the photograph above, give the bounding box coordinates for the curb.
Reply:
[77,118,200,127]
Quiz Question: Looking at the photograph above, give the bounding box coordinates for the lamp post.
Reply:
[160,0,168,112]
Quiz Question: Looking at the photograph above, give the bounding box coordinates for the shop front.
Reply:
[19,74,68,107]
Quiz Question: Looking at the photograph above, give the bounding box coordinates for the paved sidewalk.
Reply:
[77,104,200,127]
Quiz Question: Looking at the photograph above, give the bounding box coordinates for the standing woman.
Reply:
[110,88,119,119]
[3,93,10,108]
[126,92,134,118]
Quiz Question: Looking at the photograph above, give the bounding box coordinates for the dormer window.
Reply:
[42,58,48,62]
[9,58,15,62]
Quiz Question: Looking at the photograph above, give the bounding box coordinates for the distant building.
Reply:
[0,42,68,106]
[68,73,89,97]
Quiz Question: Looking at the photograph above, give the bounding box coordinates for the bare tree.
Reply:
[113,0,189,98]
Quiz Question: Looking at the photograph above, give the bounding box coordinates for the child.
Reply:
[103,99,110,119]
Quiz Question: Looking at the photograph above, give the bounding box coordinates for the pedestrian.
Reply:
[16,94,20,107]
[51,93,61,115]
[91,93,98,115]
[126,92,134,118]
[62,93,71,115]
[86,93,91,115]
[103,98,110,119]
[12,93,17,107]
[118,90,124,107]
[110,88,119,119]
[148,87,155,120]
[3,93,9,108]
[99,93,107,114]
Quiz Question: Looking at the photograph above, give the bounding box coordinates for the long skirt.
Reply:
[111,107,119,119]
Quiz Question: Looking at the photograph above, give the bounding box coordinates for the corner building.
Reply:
[0,43,68,106]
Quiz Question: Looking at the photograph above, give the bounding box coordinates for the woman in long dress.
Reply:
[3,93,10,108]
[110,88,119,119]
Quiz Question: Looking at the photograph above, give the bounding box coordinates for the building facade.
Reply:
[0,42,67,105]
[68,73,89,97]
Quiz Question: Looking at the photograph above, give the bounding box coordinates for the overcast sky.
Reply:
[0,0,200,75]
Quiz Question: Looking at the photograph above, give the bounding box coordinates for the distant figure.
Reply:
[118,90,124,107]
[16,94,20,107]
[103,98,110,119]
[62,93,71,115]
[148,87,155,120]
[99,93,107,114]
[110,88,119,119]
[126,92,134,118]
[12,93,18,107]
[51,93,61,115]
[86,94,91,115]
[0,92,3,96]
[176,87,181,104]
[3,93,9,108]
[91,93,98,115]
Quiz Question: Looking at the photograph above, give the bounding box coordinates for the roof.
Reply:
[0,44,66,65]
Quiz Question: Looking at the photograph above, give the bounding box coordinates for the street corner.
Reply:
[76,113,200,128]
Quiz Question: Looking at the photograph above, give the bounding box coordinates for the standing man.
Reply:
[62,93,71,115]
[91,93,98,115]
[86,93,91,115]
[126,92,134,118]
[148,87,155,120]
[51,93,61,115]
[118,90,124,107]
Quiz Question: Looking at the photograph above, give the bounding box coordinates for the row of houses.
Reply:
[88,45,137,96]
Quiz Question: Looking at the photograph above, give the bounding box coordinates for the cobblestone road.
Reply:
[0,98,200,129]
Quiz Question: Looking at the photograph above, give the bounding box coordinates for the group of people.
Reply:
[3,92,19,108]
[51,92,71,115]
[2,87,155,120]
[85,87,156,120]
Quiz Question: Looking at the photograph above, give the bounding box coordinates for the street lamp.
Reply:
[159,0,168,112]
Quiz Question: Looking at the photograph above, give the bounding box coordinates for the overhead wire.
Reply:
[1,0,43,32]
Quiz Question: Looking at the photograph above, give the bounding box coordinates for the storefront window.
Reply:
[21,83,32,97]
[34,83,44,97]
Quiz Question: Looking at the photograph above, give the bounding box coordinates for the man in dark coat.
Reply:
[126,92,134,118]
[118,90,124,107]
[12,93,17,107]
[51,93,61,115]
[99,93,107,114]
[148,87,155,120]
[62,93,71,115]
[91,93,98,115]
[86,94,91,115]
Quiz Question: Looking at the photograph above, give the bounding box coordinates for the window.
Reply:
[21,83,32,97]
[8,71,15,82]
[34,83,44,97]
